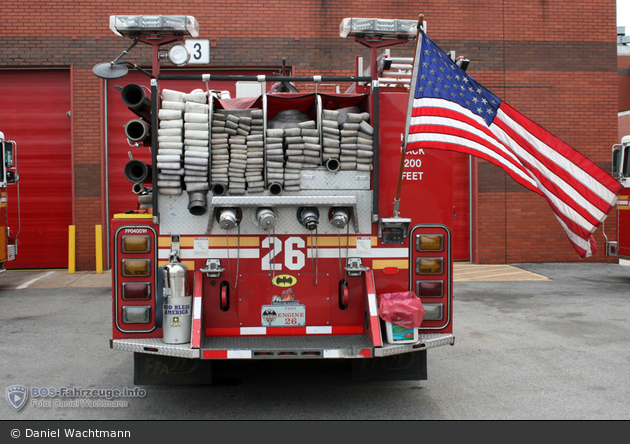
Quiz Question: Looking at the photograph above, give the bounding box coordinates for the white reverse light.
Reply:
[168,44,191,66]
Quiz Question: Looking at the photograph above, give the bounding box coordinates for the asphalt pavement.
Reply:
[0,262,629,421]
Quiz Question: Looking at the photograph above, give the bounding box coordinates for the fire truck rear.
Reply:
[0,131,18,272]
[607,135,630,260]
[102,15,455,383]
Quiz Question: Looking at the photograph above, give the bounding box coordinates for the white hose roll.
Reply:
[185,139,209,147]
[158,142,184,149]
[185,112,210,123]
[156,162,182,170]
[158,187,182,195]
[160,168,185,175]
[185,145,210,153]
[323,138,340,148]
[267,128,284,138]
[185,102,209,113]
[357,144,374,151]
[186,165,208,172]
[158,149,184,156]
[184,157,209,166]
[159,119,183,129]
[156,155,182,163]
[158,136,182,143]
[298,120,316,129]
[185,169,209,176]
[162,89,185,102]
[162,101,186,110]
[182,92,207,103]
[339,162,357,170]
[302,136,320,145]
[345,113,363,123]
[158,174,181,180]
[322,110,339,121]
[158,109,183,120]
[359,121,374,135]
[158,128,182,136]
[357,150,374,158]
[186,183,209,191]
[185,151,209,158]
[356,163,373,171]
[158,181,182,188]
[185,130,210,140]
[184,176,208,182]
[185,122,209,131]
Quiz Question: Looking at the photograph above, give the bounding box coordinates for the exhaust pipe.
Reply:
[121,83,151,121]
[124,119,150,143]
[188,192,207,216]
[269,182,283,196]
[124,160,152,183]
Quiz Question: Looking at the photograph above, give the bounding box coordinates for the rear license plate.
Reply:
[261,304,306,327]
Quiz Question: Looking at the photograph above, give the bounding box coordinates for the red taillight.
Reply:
[122,282,151,300]
[415,280,443,297]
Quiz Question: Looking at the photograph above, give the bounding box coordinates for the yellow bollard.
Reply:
[68,225,76,274]
[95,225,103,274]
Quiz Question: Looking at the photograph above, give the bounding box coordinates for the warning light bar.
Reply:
[110,15,200,38]
[339,18,418,39]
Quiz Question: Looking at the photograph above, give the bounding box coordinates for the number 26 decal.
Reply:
[261,237,305,271]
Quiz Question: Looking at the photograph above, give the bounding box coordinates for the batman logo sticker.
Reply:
[273,274,297,287]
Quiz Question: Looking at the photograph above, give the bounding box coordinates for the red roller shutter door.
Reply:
[0,70,73,269]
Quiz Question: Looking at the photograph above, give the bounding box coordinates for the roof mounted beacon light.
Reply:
[339,18,418,39]
[110,15,200,38]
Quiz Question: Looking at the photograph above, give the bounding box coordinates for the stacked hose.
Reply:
[183,90,210,195]
[246,110,265,193]
[157,89,185,195]
[266,128,285,193]
[338,108,373,171]
[321,109,341,168]
[211,108,265,195]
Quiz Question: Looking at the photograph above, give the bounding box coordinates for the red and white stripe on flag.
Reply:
[404,32,622,258]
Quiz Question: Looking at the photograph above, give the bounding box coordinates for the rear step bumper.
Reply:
[111,333,454,359]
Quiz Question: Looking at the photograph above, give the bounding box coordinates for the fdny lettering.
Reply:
[125,228,148,234]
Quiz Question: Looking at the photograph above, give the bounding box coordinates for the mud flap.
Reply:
[133,353,212,385]
[351,350,427,381]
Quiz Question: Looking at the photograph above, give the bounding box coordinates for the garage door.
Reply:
[0,70,73,268]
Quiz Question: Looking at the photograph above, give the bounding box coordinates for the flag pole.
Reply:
[393,14,424,217]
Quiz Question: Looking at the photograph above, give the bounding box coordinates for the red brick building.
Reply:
[0,1,619,269]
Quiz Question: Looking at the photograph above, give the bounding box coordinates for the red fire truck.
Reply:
[0,131,18,272]
[607,135,630,260]
[98,15,456,383]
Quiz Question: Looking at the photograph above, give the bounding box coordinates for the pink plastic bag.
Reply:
[377,291,426,329]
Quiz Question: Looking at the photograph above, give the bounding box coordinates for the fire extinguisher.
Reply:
[162,252,192,344]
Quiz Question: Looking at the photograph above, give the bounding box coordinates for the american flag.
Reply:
[405,31,623,258]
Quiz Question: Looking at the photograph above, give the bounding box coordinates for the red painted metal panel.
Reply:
[378,90,470,261]
[0,70,73,268]
[617,189,630,257]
